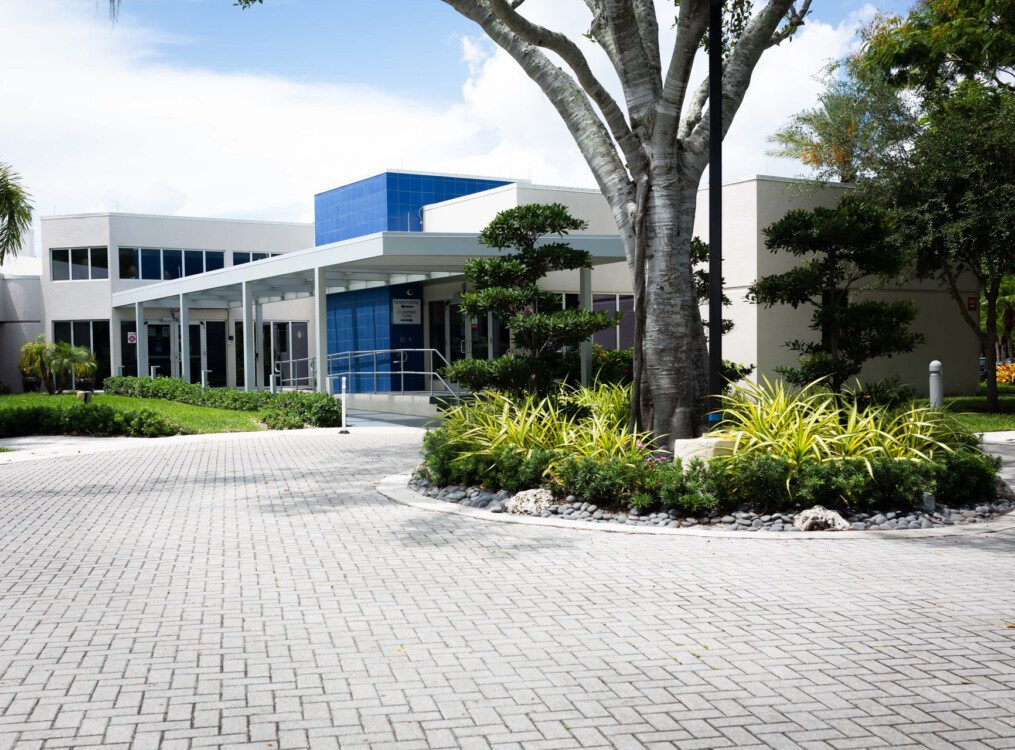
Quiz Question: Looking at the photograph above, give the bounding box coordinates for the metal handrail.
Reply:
[323,348,460,396]
[271,355,317,390]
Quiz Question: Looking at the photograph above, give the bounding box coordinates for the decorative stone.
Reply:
[920,493,936,512]
[75,390,93,403]
[794,505,850,532]
[504,488,554,515]
[671,436,733,464]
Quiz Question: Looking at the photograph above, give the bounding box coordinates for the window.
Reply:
[71,248,90,280]
[91,247,108,279]
[51,247,109,281]
[51,319,112,387]
[51,249,70,281]
[120,247,225,279]
[234,251,276,265]
[140,249,161,280]
[593,294,619,349]
[618,295,635,349]
[163,249,183,280]
[119,248,139,279]
[184,250,204,276]
[205,251,224,272]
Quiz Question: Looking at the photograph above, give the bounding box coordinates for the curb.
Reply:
[376,474,1015,541]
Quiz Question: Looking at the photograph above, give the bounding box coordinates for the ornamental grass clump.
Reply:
[713,377,961,469]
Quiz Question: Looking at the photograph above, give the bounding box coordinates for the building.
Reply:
[1,171,979,405]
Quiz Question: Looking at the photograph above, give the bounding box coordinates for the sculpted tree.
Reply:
[111,0,814,441]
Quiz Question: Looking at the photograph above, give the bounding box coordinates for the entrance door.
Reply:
[147,323,172,378]
[205,322,227,387]
[187,323,202,383]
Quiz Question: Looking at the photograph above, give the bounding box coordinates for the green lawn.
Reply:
[0,393,263,434]
[948,411,1015,433]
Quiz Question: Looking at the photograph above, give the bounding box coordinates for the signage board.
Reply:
[392,298,422,325]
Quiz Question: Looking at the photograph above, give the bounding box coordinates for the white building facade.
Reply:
[1,172,979,399]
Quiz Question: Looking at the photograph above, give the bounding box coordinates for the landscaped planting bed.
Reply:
[414,380,1011,533]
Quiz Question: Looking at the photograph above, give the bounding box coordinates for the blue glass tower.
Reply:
[313,171,511,246]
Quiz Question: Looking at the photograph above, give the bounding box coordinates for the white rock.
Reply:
[794,505,851,532]
[672,436,733,464]
[505,488,554,515]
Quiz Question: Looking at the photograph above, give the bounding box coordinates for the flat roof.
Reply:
[111,230,626,310]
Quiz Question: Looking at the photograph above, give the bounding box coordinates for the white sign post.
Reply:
[339,376,349,434]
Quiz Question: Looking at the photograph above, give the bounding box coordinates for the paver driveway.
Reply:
[1,428,1014,750]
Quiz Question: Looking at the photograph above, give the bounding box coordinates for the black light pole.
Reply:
[707,0,724,413]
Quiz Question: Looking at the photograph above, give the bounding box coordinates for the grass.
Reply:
[0,393,263,434]
[947,411,1015,433]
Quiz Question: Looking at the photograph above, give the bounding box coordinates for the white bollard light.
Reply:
[201,370,210,389]
[149,365,159,379]
[340,375,349,434]
[929,360,944,409]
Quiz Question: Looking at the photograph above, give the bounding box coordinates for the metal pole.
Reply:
[708,0,724,412]
[201,370,210,389]
[149,365,159,379]
[340,376,349,434]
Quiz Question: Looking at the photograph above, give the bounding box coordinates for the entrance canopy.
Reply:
[110,231,627,310]
[111,231,627,392]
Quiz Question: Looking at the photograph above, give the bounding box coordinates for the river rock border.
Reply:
[377,474,1015,540]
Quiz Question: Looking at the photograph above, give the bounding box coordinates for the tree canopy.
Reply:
[0,163,33,264]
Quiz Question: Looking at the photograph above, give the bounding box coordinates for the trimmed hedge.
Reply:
[103,377,342,428]
[0,401,178,438]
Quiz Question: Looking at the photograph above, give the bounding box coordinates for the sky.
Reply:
[0,0,912,238]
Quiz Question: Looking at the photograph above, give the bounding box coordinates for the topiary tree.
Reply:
[442,203,619,394]
[749,197,923,391]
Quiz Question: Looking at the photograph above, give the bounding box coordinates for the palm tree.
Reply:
[18,337,96,394]
[0,162,33,264]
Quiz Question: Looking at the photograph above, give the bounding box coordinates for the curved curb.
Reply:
[377,474,1015,541]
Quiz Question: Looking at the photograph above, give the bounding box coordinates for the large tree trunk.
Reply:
[632,177,709,443]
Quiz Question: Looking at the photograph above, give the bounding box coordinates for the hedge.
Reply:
[0,401,178,438]
[103,376,342,428]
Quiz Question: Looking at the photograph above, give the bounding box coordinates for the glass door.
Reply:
[148,323,172,378]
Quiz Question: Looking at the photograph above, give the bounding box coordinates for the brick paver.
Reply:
[1,428,1014,749]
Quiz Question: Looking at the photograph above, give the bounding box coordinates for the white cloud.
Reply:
[0,0,868,239]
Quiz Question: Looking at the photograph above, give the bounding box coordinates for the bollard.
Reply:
[201,370,211,389]
[339,376,349,434]
[149,365,159,379]
[929,360,943,409]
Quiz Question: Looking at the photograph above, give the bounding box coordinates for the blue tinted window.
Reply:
[205,251,224,272]
[252,252,268,262]
[184,250,204,276]
[141,249,161,280]
[51,249,70,281]
[119,248,138,279]
[163,249,183,280]
[234,252,250,265]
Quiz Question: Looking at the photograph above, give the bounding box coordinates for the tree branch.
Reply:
[486,0,645,172]
[684,0,798,173]
[769,0,814,47]
[442,0,633,208]
[600,0,662,127]
[654,0,709,148]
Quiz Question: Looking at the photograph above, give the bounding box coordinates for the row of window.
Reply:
[52,319,112,387]
[50,247,108,281]
[51,247,280,282]
[557,292,636,350]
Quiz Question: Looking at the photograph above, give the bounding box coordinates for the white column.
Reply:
[254,302,263,389]
[135,301,148,378]
[579,266,593,387]
[242,281,256,392]
[314,266,328,394]
[110,309,122,378]
[179,294,191,383]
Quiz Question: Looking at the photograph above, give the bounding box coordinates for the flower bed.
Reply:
[416,381,1006,530]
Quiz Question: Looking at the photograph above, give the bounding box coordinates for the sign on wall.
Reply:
[126,331,138,345]
[392,298,422,325]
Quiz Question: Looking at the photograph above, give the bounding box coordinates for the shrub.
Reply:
[554,455,651,504]
[934,448,1001,506]
[711,453,794,511]
[657,460,721,515]
[795,457,934,512]
[0,401,177,438]
[629,492,656,513]
[103,377,342,428]
[715,377,963,470]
